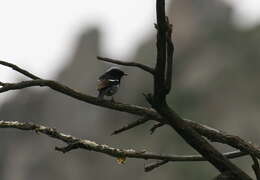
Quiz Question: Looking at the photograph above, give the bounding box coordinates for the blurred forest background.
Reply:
[1,0,260,179]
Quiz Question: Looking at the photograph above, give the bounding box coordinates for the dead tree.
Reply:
[0,0,259,179]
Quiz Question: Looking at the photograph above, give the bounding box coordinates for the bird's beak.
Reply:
[124,73,128,76]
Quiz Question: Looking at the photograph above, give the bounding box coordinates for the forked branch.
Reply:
[150,0,252,179]
[0,0,257,178]
[0,76,259,160]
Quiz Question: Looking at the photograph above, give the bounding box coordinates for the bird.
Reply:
[97,67,127,101]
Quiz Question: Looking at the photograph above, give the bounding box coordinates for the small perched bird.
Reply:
[97,67,127,100]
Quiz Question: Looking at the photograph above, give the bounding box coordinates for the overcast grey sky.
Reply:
[0,0,259,83]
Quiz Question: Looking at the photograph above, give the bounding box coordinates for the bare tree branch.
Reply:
[145,151,248,172]
[0,77,259,161]
[0,79,159,118]
[165,17,174,94]
[145,160,169,172]
[0,59,256,178]
[0,60,40,80]
[187,119,260,159]
[97,56,155,74]
[152,0,171,105]
[150,120,260,161]
[0,78,259,162]
[0,0,257,177]
[150,122,164,134]
[0,120,248,164]
[111,116,150,135]
[251,155,260,180]
[0,120,249,163]
[159,106,252,179]
[151,0,251,178]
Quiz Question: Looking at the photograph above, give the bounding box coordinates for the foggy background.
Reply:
[0,0,260,179]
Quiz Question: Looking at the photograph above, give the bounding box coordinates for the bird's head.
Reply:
[105,67,127,79]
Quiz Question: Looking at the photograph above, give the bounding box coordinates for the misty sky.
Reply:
[0,0,259,83]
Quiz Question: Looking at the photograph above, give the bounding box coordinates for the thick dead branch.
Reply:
[187,119,260,159]
[0,79,158,118]
[150,120,260,160]
[0,120,247,164]
[0,0,257,177]
[0,120,249,164]
[0,64,256,179]
[165,18,174,94]
[152,121,260,167]
[150,0,251,178]
[0,12,257,178]
[154,1,168,104]
[0,77,259,160]
[159,106,251,179]
[97,56,155,74]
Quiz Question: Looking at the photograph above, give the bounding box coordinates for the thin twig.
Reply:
[145,150,248,172]
[145,160,169,172]
[0,60,40,80]
[111,117,150,135]
[97,56,155,74]
[150,122,164,134]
